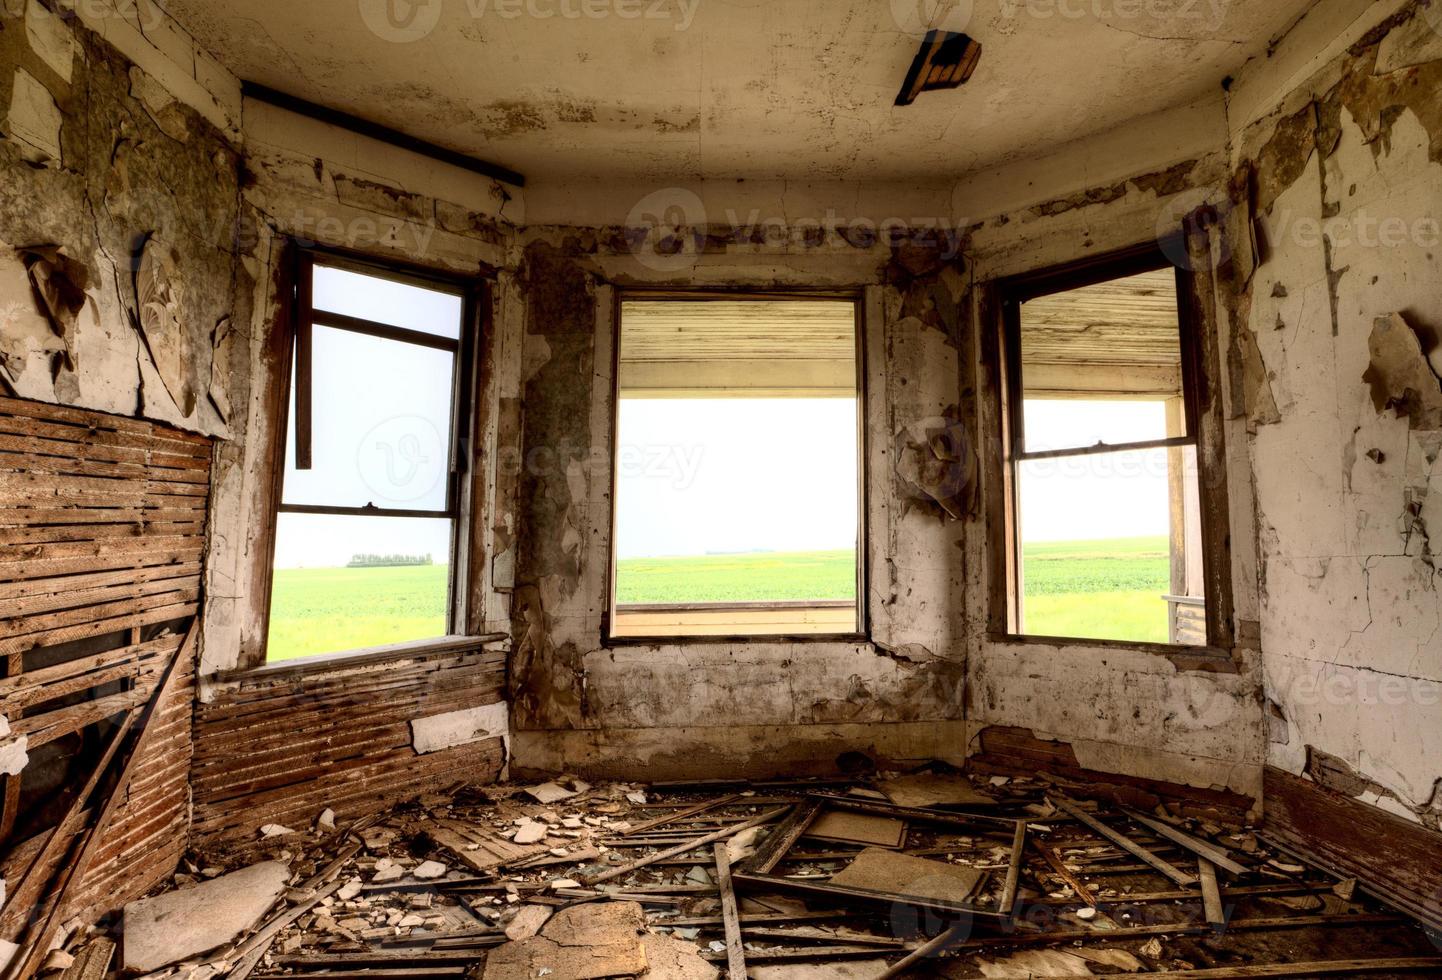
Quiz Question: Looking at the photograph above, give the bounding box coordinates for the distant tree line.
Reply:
[347,553,434,568]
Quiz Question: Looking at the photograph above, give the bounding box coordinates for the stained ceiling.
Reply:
[163,0,1316,183]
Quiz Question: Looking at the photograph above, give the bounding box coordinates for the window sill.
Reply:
[210,633,509,684]
[606,632,870,647]
[986,632,1238,670]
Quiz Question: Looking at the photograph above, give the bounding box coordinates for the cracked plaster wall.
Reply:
[1227,0,1442,830]
[957,104,1267,807]
[505,224,974,780]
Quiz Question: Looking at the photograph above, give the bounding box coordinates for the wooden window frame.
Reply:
[985,237,1235,656]
[252,244,485,667]
[603,288,870,646]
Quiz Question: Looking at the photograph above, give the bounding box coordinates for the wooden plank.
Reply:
[0,586,200,641]
[0,570,200,618]
[621,794,744,837]
[0,399,211,452]
[999,819,1026,914]
[0,507,204,528]
[1095,959,1442,979]
[0,710,138,942]
[583,808,788,886]
[0,645,169,712]
[1125,809,1250,876]
[0,601,199,658]
[1035,840,1097,909]
[0,449,209,484]
[0,548,203,587]
[5,625,194,976]
[713,844,746,980]
[0,520,203,547]
[877,922,969,979]
[0,470,208,499]
[1052,797,1197,888]
[0,432,211,472]
[59,937,114,980]
[744,799,824,875]
[1198,858,1226,932]
[1263,765,1442,934]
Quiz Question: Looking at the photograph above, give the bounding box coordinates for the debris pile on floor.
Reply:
[54,767,1442,979]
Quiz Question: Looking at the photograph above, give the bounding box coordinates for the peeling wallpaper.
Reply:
[1233,1,1442,830]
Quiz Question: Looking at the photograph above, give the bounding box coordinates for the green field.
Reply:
[615,550,857,604]
[267,537,1171,661]
[267,564,449,663]
[1021,535,1170,643]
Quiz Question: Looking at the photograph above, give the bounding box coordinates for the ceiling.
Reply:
[164,0,1315,184]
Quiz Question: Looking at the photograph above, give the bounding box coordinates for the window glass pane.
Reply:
[1022,400,1168,454]
[1018,444,1205,646]
[313,265,463,339]
[267,513,452,662]
[1019,269,1183,452]
[282,326,456,511]
[612,398,859,606]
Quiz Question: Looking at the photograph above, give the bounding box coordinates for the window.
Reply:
[265,253,473,663]
[999,249,1210,648]
[609,296,863,639]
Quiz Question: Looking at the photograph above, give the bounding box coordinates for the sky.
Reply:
[614,398,859,559]
[272,267,1175,568]
[1018,400,1174,543]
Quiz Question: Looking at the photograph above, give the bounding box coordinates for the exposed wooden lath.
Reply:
[619,300,857,397]
[1020,270,1182,398]
[0,395,211,934]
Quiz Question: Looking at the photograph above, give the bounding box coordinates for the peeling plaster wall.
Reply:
[0,0,241,433]
[504,222,974,781]
[1227,0,1442,830]
[958,105,1269,808]
[198,99,520,677]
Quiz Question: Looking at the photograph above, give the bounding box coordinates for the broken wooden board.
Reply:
[424,819,550,872]
[878,772,995,809]
[828,848,986,903]
[804,810,906,848]
[482,902,648,980]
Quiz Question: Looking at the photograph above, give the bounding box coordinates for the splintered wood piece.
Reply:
[877,922,970,979]
[620,794,744,837]
[740,800,824,876]
[1,709,137,940]
[713,844,746,980]
[1035,840,1098,909]
[1198,858,1226,932]
[582,807,788,886]
[999,819,1027,913]
[223,878,346,980]
[6,621,196,980]
[1052,797,1197,888]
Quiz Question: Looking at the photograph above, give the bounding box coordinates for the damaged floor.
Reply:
[51,767,1442,980]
